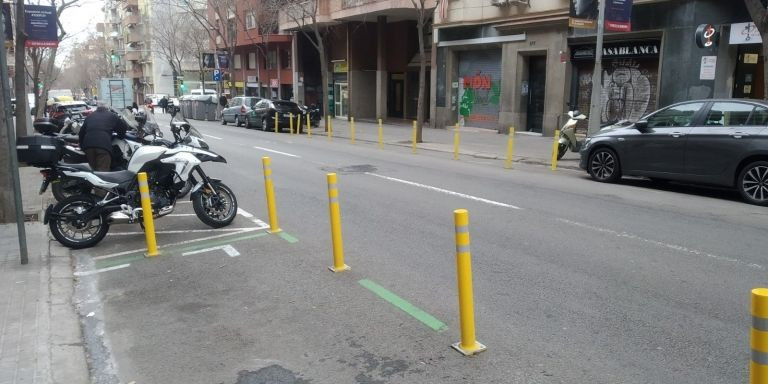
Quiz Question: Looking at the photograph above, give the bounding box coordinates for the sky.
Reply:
[56,0,104,64]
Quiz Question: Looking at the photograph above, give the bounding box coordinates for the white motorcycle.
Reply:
[44,120,237,249]
[557,110,588,160]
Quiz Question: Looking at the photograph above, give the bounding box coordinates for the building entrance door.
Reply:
[388,74,405,118]
[733,45,764,99]
[527,56,547,133]
[334,83,348,118]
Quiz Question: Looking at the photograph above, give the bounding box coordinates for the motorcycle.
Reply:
[299,104,321,127]
[43,118,236,249]
[557,110,588,160]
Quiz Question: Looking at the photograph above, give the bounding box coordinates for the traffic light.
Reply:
[110,49,117,62]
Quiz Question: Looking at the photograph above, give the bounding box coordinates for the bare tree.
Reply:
[410,0,439,141]
[744,0,768,99]
[238,0,280,97]
[56,35,113,97]
[279,0,331,128]
[151,1,196,94]
[14,0,28,135]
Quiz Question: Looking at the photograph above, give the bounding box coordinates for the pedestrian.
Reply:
[78,103,128,172]
[159,96,168,114]
[131,102,139,114]
[218,94,228,119]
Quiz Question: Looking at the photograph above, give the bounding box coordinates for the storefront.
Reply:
[729,22,764,99]
[456,49,502,129]
[570,40,661,125]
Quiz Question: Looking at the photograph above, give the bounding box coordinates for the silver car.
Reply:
[580,99,768,205]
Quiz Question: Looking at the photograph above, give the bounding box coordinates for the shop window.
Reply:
[234,54,242,69]
[248,52,256,69]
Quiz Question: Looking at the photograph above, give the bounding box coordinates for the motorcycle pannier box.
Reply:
[16,136,63,166]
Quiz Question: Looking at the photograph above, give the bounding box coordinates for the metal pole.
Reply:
[1,9,28,264]
[587,0,607,136]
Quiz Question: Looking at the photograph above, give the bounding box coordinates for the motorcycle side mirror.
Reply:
[635,120,649,131]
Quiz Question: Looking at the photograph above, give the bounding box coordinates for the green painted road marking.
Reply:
[277,232,299,243]
[358,279,447,332]
[94,232,269,270]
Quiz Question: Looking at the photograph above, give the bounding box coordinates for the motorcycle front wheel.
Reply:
[192,181,238,228]
[49,195,110,249]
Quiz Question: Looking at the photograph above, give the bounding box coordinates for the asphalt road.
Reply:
[71,113,768,384]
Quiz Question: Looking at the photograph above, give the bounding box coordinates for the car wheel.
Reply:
[221,115,227,125]
[261,117,268,131]
[588,147,621,183]
[738,161,768,206]
[235,116,242,127]
[245,117,253,129]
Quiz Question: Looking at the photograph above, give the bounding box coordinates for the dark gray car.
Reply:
[580,99,768,205]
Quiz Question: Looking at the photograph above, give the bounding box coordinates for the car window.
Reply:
[705,102,754,126]
[646,102,705,128]
[248,98,259,107]
[232,97,242,106]
[255,100,266,108]
[273,101,297,108]
[748,106,768,126]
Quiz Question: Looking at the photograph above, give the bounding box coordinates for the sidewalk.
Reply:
[0,167,89,384]
[292,117,582,169]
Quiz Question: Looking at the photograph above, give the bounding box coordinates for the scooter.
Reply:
[557,110,587,160]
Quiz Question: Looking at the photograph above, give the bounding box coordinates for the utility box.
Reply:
[99,78,134,110]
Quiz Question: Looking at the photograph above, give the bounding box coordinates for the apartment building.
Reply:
[434,0,760,135]
[280,0,436,121]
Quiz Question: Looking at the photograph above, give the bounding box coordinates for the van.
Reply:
[190,89,217,96]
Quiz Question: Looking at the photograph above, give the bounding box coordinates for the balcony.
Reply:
[125,68,143,78]
[123,0,138,9]
[126,31,143,44]
[342,0,377,8]
[124,50,142,61]
[123,13,140,27]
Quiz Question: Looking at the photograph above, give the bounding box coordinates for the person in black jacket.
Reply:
[159,96,168,114]
[78,104,128,172]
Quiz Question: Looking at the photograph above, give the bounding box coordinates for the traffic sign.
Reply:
[213,69,221,82]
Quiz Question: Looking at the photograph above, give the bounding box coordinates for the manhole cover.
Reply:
[321,164,377,174]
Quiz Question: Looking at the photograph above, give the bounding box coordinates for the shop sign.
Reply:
[569,0,598,29]
[246,82,259,88]
[270,78,279,88]
[247,75,257,82]
[333,61,348,73]
[24,5,58,47]
[571,41,660,60]
[605,0,633,32]
[699,56,717,80]
[695,24,720,48]
[235,81,245,88]
[730,22,762,45]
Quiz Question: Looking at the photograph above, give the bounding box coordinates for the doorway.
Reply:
[733,45,764,99]
[388,74,405,118]
[527,56,547,133]
[334,83,348,118]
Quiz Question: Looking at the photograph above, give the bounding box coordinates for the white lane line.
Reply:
[182,244,240,257]
[556,218,764,270]
[177,201,192,204]
[203,134,223,140]
[107,228,252,236]
[167,213,196,217]
[237,208,270,227]
[74,264,130,276]
[94,227,260,260]
[365,172,522,210]
[252,146,301,158]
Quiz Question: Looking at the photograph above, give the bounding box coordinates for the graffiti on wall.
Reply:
[599,59,651,123]
[458,71,500,124]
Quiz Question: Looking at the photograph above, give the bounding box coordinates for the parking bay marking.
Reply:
[107,208,268,236]
[182,244,240,257]
[359,279,447,332]
[74,264,131,276]
[365,172,521,209]
[203,134,223,140]
[252,146,301,158]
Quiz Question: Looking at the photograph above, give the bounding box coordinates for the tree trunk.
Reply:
[317,32,330,131]
[39,48,58,118]
[14,0,28,136]
[0,80,14,223]
[416,19,425,142]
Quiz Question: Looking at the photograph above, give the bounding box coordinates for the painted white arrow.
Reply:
[182,244,240,257]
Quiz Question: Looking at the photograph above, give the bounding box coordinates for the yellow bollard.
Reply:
[412,120,418,154]
[505,127,515,169]
[274,112,279,133]
[306,114,312,137]
[550,129,560,171]
[327,173,349,272]
[328,118,333,140]
[752,289,768,383]
[261,157,281,233]
[451,209,486,356]
[289,112,294,135]
[378,118,383,148]
[296,114,301,134]
[350,117,356,144]
[137,172,159,257]
[453,123,460,160]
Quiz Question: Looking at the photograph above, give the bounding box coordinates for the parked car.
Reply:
[580,99,768,205]
[246,99,304,132]
[221,96,261,126]
[48,101,91,128]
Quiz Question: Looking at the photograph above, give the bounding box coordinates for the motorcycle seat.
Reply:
[93,170,136,184]
[60,163,91,172]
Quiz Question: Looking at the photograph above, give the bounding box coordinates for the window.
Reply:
[749,106,768,126]
[266,50,276,70]
[281,48,291,69]
[646,102,705,128]
[246,12,256,29]
[232,97,242,106]
[256,100,268,108]
[705,102,753,126]
[248,52,256,69]
[234,54,242,69]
